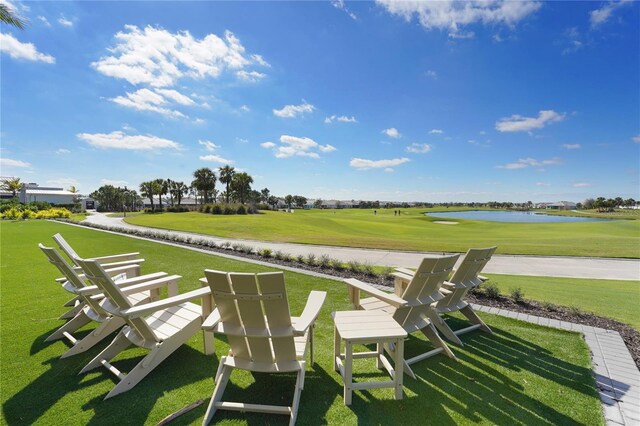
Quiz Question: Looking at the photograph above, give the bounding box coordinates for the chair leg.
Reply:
[80,330,131,373]
[460,305,492,334]
[60,316,125,358]
[420,323,457,361]
[385,342,416,379]
[46,310,92,342]
[202,362,232,426]
[290,365,305,426]
[428,311,464,346]
[59,302,84,320]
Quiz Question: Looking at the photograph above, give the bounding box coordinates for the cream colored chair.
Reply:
[428,247,497,346]
[53,233,143,269]
[201,270,326,426]
[39,243,168,357]
[74,257,212,399]
[344,255,459,379]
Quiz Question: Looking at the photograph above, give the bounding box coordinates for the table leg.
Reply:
[394,337,404,400]
[344,340,353,405]
[333,326,340,371]
[376,342,383,369]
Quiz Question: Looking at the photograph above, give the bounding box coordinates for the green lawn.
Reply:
[485,274,640,330]
[123,208,640,258]
[1,221,603,425]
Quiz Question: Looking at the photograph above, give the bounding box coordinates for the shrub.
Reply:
[247,205,259,214]
[484,283,500,299]
[332,259,345,271]
[568,305,582,316]
[541,301,559,312]
[318,254,331,268]
[166,206,189,212]
[1,207,22,220]
[510,287,525,304]
[231,243,242,251]
[22,209,36,219]
[348,260,363,273]
[236,205,247,215]
[203,204,212,213]
[362,262,375,277]
[296,254,305,264]
[258,249,272,258]
[306,254,317,266]
[221,242,232,250]
[223,206,234,215]
[211,204,222,214]
[256,203,270,211]
[274,251,286,260]
[381,266,395,280]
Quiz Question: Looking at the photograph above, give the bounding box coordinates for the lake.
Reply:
[425,210,613,223]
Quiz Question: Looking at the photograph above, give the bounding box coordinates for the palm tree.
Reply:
[218,165,235,204]
[170,181,189,206]
[192,168,216,204]
[230,172,253,204]
[1,177,23,199]
[139,180,161,211]
[0,3,26,29]
[260,188,270,204]
[154,178,168,208]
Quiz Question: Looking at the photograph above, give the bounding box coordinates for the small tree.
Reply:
[230,172,253,204]
[314,199,323,209]
[218,165,235,204]
[192,168,217,204]
[260,188,270,204]
[284,194,293,208]
[1,177,23,199]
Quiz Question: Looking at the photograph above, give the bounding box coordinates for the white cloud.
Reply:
[562,143,581,150]
[350,157,410,171]
[632,135,640,144]
[77,131,181,151]
[325,115,357,124]
[58,15,73,27]
[109,88,188,118]
[535,182,551,187]
[0,33,55,64]
[319,144,337,153]
[384,168,394,173]
[562,27,584,55]
[200,154,234,164]
[376,0,541,38]
[251,54,270,67]
[92,25,267,87]
[406,143,432,154]
[425,70,438,79]
[0,158,31,168]
[239,105,250,112]
[496,110,566,132]
[573,182,592,188]
[47,177,78,188]
[590,0,632,28]
[331,0,357,20]
[235,137,249,144]
[154,89,195,105]
[273,101,315,118]
[260,141,276,149]
[449,31,475,39]
[496,157,562,169]
[236,70,266,82]
[101,179,128,186]
[199,140,220,151]
[263,135,335,159]
[56,148,71,155]
[429,129,444,134]
[382,127,401,138]
[37,16,51,27]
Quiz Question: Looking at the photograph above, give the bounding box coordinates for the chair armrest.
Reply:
[77,285,103,296]
[121,286,211,319]
[202,309,221,330]
[394,267,415,276]
[97,258,145,269]
[112,271,169,288]
[119,274,181,296]
[292,291,327,335]
[104,264,141,279]
[344,278,407,308]
[55,277,67,283]
[91,252,141,264]
[391,271,413,282]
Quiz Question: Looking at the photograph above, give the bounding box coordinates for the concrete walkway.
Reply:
[57,219,640,425]
[82,212,640,281]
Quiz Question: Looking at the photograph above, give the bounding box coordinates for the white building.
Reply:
[19,183,76,204]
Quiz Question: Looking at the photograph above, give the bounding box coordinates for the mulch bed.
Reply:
[67,220,640,370]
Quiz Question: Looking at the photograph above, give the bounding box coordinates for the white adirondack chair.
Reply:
[74,257,213,399]
[344,255,459,379]
[428,247,497,345]
[201,270,326,426]
[53,233,143,269]
[39,244,178,358]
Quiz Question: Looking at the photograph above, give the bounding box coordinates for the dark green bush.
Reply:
[211,204,222,214]
[236,205,247,215]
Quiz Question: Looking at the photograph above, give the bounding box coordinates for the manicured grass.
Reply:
[124,208,640,258]
[1,221,603,425]
[485,274,640,330]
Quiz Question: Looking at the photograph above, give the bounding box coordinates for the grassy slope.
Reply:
[1,221,602,425]
[485,274,640,330]
[123,208,640,258]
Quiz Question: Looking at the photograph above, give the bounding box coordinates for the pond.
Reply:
[425,210,614,223]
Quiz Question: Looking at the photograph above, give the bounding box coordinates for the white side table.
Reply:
[332,310,408,405]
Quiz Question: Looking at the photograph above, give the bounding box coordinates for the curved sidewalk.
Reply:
[82,212,640,281]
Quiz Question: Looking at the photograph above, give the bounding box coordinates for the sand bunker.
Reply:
[433,220,459,225]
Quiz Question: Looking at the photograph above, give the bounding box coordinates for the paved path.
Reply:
[57,219,640,425]
[82,212,640,281]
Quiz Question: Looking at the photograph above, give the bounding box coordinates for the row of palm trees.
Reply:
[139,166,259,210]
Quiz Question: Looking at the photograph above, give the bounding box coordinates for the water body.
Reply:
[426,210,613,223]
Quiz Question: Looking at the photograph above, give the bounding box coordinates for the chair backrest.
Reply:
[39,243,87,290]
[393,255,459,328]
[449,246,497,288]
[75,257,158,344]
[53,233,81,266]
[205,270,296,364]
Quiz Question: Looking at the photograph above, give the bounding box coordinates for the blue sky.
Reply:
[1,0,638,202]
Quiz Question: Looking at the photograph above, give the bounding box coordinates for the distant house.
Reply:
[141,196,199,208]
[541,201,577,210]
[18,183,76,204]
[320,200,355,209]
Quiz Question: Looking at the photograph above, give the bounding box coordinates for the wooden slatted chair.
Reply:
[40,243,173,358]
[53,233,143,269]
[344,255,459,379]
[201,270,326,426]
[428,246,497,346]
[74,257,213,399]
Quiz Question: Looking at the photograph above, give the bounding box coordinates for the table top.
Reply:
[332,310,407,341]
